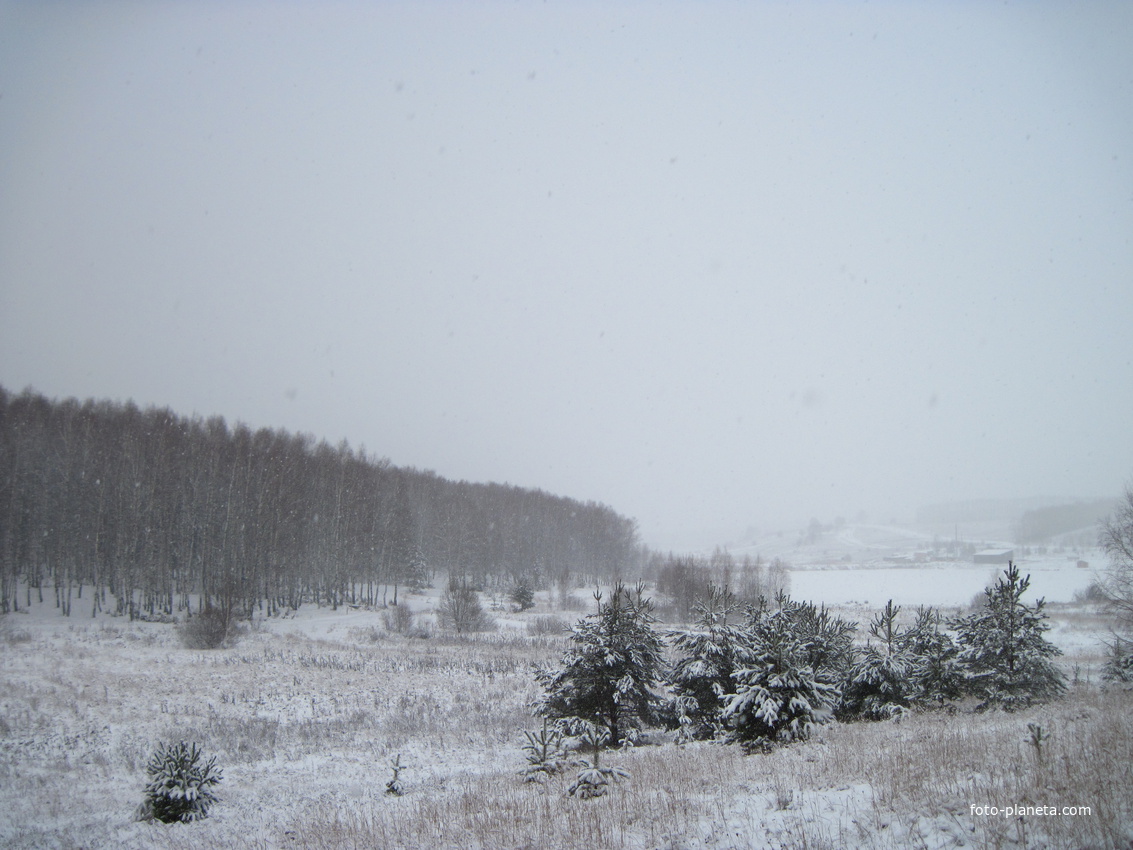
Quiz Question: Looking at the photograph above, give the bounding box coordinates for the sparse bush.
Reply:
[438,582,495,634]
[178,606,242,649]
[526,614,567,636]
[1073,581,1109,604]
[0,613,32,644]
[558,593,588,612]
[382,603,415,634]
[140,741,222,823]
[1099,485,1133,638]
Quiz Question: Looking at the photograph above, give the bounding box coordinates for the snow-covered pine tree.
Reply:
[1101,638,1133,683]
[722,603,840,749]
[510,579,536,612]
[905,606,965,707]
[667,585,751,740]
[535,583,665,746]
[838,600,915,720]
[951,563,1066,710]
[768,593,857,685]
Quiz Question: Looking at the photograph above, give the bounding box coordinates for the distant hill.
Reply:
[916,497,1067,525]
[1014,499,1117,544]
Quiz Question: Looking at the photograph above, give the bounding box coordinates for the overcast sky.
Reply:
[2,1,1131,551]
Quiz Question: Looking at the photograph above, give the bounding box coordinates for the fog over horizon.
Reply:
[2,2,1132,552]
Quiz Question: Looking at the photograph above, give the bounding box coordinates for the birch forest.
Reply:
[0,387,643,617]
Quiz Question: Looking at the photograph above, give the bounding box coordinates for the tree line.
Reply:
[0,387,642,617]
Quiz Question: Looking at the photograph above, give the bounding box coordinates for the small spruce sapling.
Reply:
[1027,722,1049,767]
[141,741,222,823]
[521,718,568,783]
[566,724,629,799]
[385,753,405,796]
[1101,637,1133,683]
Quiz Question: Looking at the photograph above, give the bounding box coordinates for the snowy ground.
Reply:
[1,570,1130,849]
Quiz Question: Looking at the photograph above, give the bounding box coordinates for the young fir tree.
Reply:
[722,602,840,749]
[667,585,751,740]
[1101,639,1133,683]
[141,741,222,823]
[510,579,536,612]
[951,563,1066,710]
[770,593,857,685]
[838,600,915,720]
[536,583,665,746]
[905,606,965,707]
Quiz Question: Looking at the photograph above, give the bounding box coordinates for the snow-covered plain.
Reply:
[1,528,1130,849]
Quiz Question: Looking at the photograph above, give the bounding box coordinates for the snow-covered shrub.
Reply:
[527,614,567,636]
[0,613,32,644]
[905,606,965,707]
[951,564,1066,710]
[536,583,666,746]
[141,741,222,823]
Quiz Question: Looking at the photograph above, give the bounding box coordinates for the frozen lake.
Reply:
[788,557,1105,608]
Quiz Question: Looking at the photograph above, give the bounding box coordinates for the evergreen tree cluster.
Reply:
[0,387,642,616]
[537,566,1066,754]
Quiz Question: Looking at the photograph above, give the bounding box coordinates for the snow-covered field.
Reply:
[1,568,1130,849]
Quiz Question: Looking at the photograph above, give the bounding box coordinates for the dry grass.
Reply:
[1,606,1131,849]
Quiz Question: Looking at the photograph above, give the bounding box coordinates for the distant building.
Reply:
[974,548,1014,564]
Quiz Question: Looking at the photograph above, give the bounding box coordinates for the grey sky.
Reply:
[2,1,1131,551]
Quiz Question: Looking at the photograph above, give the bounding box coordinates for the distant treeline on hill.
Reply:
[0,387,643,617]
[1015,499,1117,544]
[916,496,1066,525]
